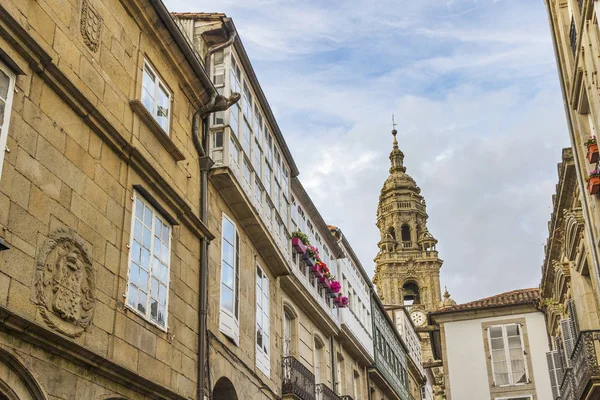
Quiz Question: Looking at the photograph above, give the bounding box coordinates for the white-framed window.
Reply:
[0,61,16,179]
[141,61,171,133]
[264,130,273,164]
[230,136,240,164]
[263,163,272,197]
[256,264,270,376]
[126,192,171,329]
[488,324,528,386]
[220,214,240,344]
[242,119,251,155]
[283,311,293,357]
[243,159,251,186]
[212,131,224,149]
[254,181,263,206]
[212,50,225,86]
[229,103,240,135]
[253,138,262,179]
[242,80,253,120]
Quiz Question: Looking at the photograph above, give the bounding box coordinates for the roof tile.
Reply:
[437,288,539,313]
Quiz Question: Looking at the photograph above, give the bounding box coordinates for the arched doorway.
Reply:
[213,377,238,400]
[0,347,46,400]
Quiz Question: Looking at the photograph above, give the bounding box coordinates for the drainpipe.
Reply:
[330,336,336,392]
[545,1,600,292]
[192,19,238,400]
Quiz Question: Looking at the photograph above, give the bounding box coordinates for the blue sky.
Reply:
[166,0,570,304]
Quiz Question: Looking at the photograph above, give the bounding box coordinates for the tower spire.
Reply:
[389,115,405,173]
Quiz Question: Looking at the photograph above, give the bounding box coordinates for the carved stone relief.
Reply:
[80,0,102,52]
[32,229,95,337]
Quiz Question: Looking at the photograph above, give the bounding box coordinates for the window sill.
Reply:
[124,303,169,333]
[129,100,185,162]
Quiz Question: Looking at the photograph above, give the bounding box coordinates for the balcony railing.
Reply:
[571,330,600,400]
[316,384,341,400]
[570,17,577,56]
[560,368,575,400]
[283,356,316,400]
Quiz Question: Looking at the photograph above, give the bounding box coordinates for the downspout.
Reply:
[330,336,336,392]
[192,19,238,400]
[545,1,600,288]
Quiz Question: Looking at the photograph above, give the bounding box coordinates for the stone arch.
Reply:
[0,347,46,400]
[213,376,238,400]
[401,224,411,242]
[401,280,421,306]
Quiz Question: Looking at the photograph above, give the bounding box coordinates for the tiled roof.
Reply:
[170,12,226,19]
[435,288,539,314]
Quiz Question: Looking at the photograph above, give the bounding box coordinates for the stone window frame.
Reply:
[0,59,16,179]
[481,317,537,400]
[125,190,173,332]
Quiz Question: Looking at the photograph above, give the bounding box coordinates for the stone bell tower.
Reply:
[372,126,443,363]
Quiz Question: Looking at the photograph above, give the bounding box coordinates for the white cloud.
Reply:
[165,0,570,304]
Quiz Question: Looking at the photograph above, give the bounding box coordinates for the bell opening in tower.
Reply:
[401,224,411,242]
[402,281,420,307]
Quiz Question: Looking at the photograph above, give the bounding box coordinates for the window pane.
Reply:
[223,242,234,267]
[157,84,170,132]
[141,247,150,269]
[0,99,5,128]
[139,268,149,291]
[128,283,137,307]
[131,240,141,264]
[134,220,143,240]
[490,326,503,338]
[137,291,147,313]
[144,206,153,226]
[223,219,235,244]
[150,298,158,320]
[222,264,234,289]
[135,198,144,219]
[0,69,9,100]
[221,286,233,312]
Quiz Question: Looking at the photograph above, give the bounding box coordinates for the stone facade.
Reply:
[0,0,218,397]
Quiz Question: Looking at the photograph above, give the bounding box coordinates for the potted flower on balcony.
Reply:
[303,245,317,267]
[586,136,599,164]
[328,280,341,298]
[291,231,309,254]
[334,294,349,308]
[588,169,600,195]
[319,271,332,289]
[311,263,323,278]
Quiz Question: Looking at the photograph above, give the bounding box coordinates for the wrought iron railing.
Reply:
[282,356,316,400]
[570,17,577,56]
[560,369,575,400]
[571,330,600,400]
[316,383,341,400]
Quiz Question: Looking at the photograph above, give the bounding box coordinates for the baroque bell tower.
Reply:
[373,126,444,363]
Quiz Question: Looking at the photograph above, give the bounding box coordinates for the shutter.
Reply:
[255,266,270,377]
[555,335,566,386]
[232,232,240,345]
[567,299,580,339]
[561,318,575,363]
[547,351,561,399]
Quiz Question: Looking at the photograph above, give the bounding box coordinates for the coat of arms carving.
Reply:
[32,229,96,337]
[80,0,102,52]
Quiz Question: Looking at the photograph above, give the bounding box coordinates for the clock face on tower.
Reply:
[411,310,427,327]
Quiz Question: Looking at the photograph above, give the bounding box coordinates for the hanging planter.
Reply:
[334,295,349,308]
[311,264,323,278]
[291,232,309,254]
[588,170,600,195]
[319,276,331,289]
[586,136,599,164]
[292,237,307,254]
[330,280,341,294]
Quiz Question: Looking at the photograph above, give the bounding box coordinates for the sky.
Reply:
[166,0,571,304]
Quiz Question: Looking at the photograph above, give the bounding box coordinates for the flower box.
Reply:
[311,265,323,278]
[319,276,331,289]
[334,296,349,308]
[589,176,600,195]
[303,255,316,267]
[292,237,307,254]
[588,143,599,164]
